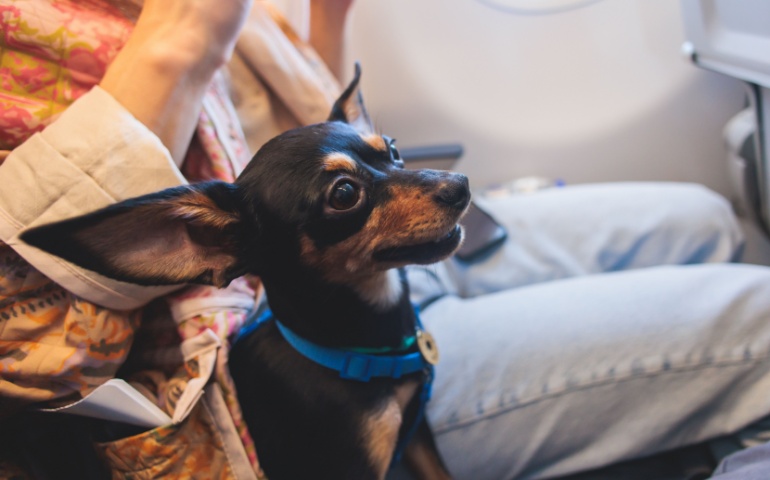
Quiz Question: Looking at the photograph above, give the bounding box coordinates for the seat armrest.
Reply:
[400,144,464,171]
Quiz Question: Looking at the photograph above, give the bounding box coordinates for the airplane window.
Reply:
[476,0,605,15]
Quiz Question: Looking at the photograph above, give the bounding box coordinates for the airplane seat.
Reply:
[681,0,770,238]
[723,108,757,223]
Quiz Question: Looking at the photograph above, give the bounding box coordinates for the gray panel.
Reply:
[681,0,770,87]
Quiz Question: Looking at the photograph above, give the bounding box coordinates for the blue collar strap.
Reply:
[274,320,428,382]
[237,307,433,382]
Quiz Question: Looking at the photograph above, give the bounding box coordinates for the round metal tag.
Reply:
[416,329,440,365]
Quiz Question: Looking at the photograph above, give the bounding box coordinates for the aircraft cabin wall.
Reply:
[344,0,747,196]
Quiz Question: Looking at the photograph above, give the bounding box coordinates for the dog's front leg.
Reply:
[403,419,453,480]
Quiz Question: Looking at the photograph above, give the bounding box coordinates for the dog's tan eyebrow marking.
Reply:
[362,134,387,152]
[322,152,358,172]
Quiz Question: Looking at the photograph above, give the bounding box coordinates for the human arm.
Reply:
[101,0,253,164]
[0,0,260,422]
[309,0,355,81]
[0,0,254,309]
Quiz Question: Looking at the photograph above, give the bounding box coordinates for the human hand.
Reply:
[127,0,253,77]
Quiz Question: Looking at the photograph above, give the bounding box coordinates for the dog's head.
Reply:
[22,65,470,295]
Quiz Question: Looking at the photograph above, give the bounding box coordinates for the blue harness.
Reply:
[235,305,435,463]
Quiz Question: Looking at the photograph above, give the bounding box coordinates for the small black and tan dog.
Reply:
[22,65,469,480]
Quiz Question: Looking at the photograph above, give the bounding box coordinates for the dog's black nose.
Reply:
[435,173,471,210]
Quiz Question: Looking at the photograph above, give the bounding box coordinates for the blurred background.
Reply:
[270,0,770,262]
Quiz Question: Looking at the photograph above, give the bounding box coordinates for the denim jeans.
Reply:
[401,182,770,479]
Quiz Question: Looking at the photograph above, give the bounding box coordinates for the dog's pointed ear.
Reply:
[328,62,374,135]
[21,181,252,288]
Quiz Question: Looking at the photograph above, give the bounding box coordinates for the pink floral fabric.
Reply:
[1,0,262,475]
[0,0,133,149]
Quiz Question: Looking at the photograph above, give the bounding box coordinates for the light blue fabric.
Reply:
[401,182,770,479]
[713,442,770,479]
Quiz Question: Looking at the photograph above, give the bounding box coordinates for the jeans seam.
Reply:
[434,352,770,434]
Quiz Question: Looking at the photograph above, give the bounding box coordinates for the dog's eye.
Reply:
[329,180,361,211]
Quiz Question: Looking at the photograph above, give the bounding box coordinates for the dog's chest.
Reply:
[361,380,420,478]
